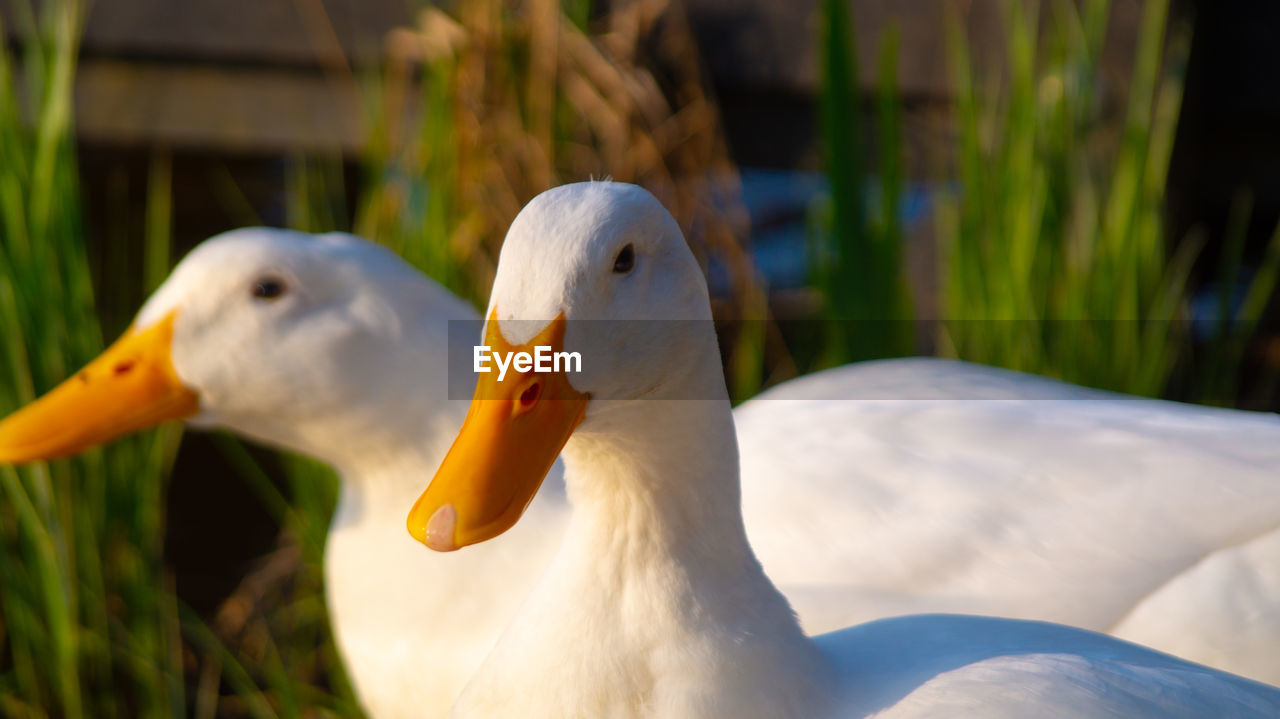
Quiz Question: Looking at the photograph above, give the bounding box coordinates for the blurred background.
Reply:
[1,0,1278,716]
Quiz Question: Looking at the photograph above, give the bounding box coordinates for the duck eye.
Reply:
[251,276,288,300]
[612,243,635,274]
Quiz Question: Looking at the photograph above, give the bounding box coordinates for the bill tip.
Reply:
[424,504,459,552]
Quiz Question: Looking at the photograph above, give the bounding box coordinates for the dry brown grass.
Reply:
[370,0,761,320]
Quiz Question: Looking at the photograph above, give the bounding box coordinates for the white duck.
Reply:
[1,222,1279,717]
[408,181,1280,718]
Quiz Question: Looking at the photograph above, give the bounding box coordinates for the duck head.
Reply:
[407,181,721,551]
[0,228,473,468]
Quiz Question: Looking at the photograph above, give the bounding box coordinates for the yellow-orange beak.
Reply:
[407,310,588,551]
[0,311,199,463]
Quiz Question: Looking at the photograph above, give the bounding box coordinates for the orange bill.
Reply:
[0,311,199,463]
[407,310,588,552]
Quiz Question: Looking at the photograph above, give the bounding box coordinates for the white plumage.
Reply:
[738,359,1280,686]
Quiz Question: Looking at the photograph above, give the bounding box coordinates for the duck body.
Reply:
[738,358,1280,685]
[421,181,1280,719]
[817,613,1280,718]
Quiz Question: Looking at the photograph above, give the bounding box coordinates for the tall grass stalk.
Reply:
[1192,192,1280,404]
[0,1,188,716]
[814,0,913,364]
[936,0,1192,395]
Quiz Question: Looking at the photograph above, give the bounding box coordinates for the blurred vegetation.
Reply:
[813,0,913,364]
[197,439,360,719]
[1191,191,1280,405]
[0,2,190,717]
[938,0,1280,399]
[939,0,1191,394]
[815,0,1279,401]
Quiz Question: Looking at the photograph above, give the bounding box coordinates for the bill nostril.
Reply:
[520,382,542,408]
[113,360,136,376]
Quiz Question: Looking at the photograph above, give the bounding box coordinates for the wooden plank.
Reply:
[6,0,412,68]
[685,0,1145,99]
[74,59,365,152]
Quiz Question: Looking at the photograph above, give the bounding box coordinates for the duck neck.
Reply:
[563,397,755,582]
[456,373,832,718]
